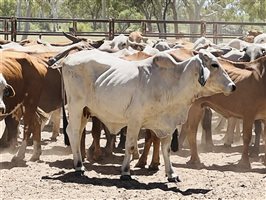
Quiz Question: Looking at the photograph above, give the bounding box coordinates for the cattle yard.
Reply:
[1,17,266,42]
[0,18,266,200]
[0,119,265,199]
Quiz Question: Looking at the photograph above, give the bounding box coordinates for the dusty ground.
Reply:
[0,120,266,200]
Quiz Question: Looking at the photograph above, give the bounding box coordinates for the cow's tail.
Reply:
[171,129,179,152]
[36,107,50,126]
[62,103,70,146]
[60,66,70,146]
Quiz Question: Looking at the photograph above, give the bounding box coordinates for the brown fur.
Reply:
[181,56,266,168]
[0,51,62,160]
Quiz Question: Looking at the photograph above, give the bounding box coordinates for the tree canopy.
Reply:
[0,0,265,22]
[0,0,265,39]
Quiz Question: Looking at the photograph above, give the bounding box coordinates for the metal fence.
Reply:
[0,17,266,43]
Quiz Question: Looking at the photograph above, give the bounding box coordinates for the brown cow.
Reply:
[0,51,62,161]
[181,56,266,168]
[128,31,145,43]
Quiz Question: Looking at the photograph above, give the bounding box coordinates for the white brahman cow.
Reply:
[61,49,236,182]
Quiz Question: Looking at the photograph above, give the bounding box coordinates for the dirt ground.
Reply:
[0,119,266,200]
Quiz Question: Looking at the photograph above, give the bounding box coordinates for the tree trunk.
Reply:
[170,0,179,38]
[163,0,171,37]
[152,0,164,39]
[21,0,31,40]
[16,0,22,30]
[183,0,205,42]
[50,0,59,32]
[101,0,108,38]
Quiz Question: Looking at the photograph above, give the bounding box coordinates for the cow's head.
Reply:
[197,49,236,96]
[110,34,129,51]
[0,73,15,114]
[239,44,266,62]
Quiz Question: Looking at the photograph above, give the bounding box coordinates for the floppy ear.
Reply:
[240,47,247,52]
[198,65,210,86]
[153,52,177,68]
[110,41,115,49]
[4,84,15,97]
[198,50,210,64]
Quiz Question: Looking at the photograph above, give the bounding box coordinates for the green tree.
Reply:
[0,0,16,16]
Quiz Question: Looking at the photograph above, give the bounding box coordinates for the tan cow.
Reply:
[181,56,266,168]
[0,51,62,161]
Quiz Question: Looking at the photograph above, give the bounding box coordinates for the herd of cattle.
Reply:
[0,30,265,182]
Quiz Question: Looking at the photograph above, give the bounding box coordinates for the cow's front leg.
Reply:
[121,123,140,180]
[238,117,253,169]
[161,135,180,182]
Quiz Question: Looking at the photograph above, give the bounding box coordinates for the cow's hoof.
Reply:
[50,137,57,142]
[29,156,40,162]
[168,176,181,183]
[11,155,24,162]
[148,164,159,171]
[120,175,132,181]
[75,170,85,176]
[263,157,266,166]
[224,143,232,147]
[135,161,146,168]
[186,160,204,169]
[202,143,214,152]
[237,159,251,169]
[75,165,86,173]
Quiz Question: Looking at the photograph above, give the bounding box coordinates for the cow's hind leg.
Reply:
[88,117,103,161]
[121,122,140,180]
[30,115,42,161]
[68,107,89,172]
[12,123,31,161]
[50,108,61,141]
[135,129,153,168]
[161,134,180,182]
[149,131,160,170]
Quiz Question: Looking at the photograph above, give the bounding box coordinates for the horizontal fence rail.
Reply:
[0,17,266,43]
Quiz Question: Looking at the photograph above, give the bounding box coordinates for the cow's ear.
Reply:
[198,65,210,86]
[110,41,115,49]
[240,47,247,52]
[198,49,210,64]
[153,52,176,68]
[4,84,15,97]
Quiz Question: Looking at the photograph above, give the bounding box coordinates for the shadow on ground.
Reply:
[41,171,211,196]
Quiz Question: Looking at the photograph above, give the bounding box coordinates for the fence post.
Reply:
[11,17,17,42]
[141,21,146,35]
[213,23,218,44]
[4,19,9,40]
[200,20,206,37]
[108,18,114,40]
[72,20,77,36]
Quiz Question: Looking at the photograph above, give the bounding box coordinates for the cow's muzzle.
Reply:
[223,83,236,96]
[0,107,6,115]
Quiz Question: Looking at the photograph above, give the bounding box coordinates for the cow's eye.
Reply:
[211,63,219,68]
[3,85,15,97]
[3,88,10,97]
